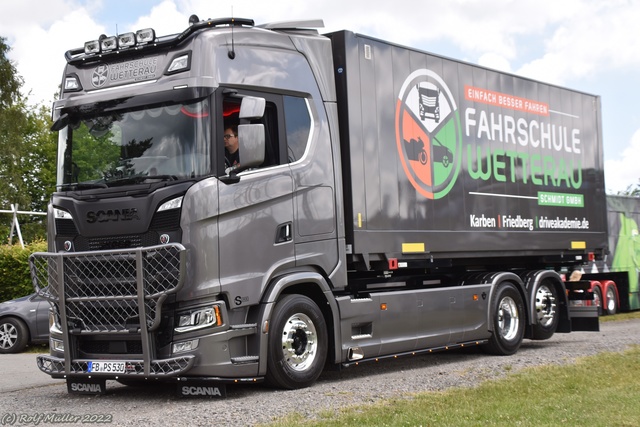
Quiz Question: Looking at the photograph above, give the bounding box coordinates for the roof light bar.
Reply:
[68,17,256,64]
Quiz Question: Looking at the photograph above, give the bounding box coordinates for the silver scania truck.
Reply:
[31,16,602,396]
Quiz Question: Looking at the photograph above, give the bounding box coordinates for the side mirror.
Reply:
[237,123,265,169]
[233,96,266,172]
[239,96,266,119]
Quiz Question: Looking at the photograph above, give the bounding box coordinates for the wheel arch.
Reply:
[482,272,527,333]
[522,270,570,334]
[255,271,340,376]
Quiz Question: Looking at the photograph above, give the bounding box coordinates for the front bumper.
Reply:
[37,354,195,377]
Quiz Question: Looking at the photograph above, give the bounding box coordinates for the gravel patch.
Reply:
[1,319,638,426]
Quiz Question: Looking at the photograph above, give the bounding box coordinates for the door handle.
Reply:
[275,222,292,243]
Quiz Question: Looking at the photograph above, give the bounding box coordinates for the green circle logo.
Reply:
[395,69,462,199]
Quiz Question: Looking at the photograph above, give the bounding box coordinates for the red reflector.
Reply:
[388,258,398,270]
[588,252,595,261]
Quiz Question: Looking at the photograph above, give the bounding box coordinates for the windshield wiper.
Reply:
[106,175,179,186]
[59,182,109,191]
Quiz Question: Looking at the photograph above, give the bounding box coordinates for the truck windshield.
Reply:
[58,98,211,188]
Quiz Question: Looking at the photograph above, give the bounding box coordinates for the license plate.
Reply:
[88,360,126,373]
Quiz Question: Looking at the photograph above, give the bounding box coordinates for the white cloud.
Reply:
[516,1,640,85]
[605,129,640,194]
[131,0,188,35]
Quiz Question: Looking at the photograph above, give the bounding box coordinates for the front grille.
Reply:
[55,218,78,235]
[150,209,181,230]
[56,207,181,251]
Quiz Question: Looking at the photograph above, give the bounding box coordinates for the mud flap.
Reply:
[67,378,107,395]
[176,380,226,398]
[566,280,599,332]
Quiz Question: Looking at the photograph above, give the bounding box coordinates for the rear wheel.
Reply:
[484,282,525,355]
[593,286,603,316]
[531,281,560,340]
[266,294,328,389]
[605,285,618,315]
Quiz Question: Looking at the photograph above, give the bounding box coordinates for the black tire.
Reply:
[593,286,604,316]
[266,294,328,389]
[0,317,29,354]
[484,282,525,355]
[605,285,618,315]
[531,281,560,340]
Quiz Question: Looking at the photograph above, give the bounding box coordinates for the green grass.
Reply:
[266,343,640,427]
[24,343,49,354]
[600,310,640,322]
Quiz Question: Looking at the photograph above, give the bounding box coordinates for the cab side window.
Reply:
[221,92,311,171]
[283,96,311,163]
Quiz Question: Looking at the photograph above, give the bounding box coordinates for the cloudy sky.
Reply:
[1,0,638,193]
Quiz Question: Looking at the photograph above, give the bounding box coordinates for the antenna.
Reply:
[228,6,236,59]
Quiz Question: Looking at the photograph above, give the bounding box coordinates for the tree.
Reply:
[0,37,22,109]
[618,179,640,197]
[0,37,57,243]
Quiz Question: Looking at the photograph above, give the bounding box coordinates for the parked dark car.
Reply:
[0,293,50,353]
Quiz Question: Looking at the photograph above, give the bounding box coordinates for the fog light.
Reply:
[50,338,64,353]
[173,339,199,354]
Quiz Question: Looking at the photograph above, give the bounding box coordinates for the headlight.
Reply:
[157,196,183,212]
[175,305,222,333]
[53,207,74,220]
[49,310,62,335]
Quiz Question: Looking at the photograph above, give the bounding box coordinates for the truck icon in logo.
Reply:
[417,82,440,123]
[91,64,109,88]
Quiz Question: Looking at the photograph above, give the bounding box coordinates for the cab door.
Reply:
[217,92,295,309]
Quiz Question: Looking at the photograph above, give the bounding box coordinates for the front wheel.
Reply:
[266,295,328,389]
[484,282,525,355]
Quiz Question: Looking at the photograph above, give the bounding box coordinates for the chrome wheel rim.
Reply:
[497,296,520,341]
[281,313,318,371]
[535,284,556,327]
